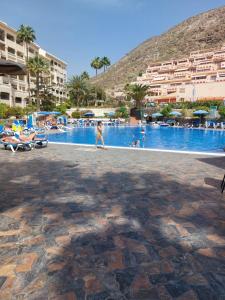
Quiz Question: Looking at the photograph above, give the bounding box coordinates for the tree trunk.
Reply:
[96,69,97,77]
[26,43,31,105]
[9,76,15,107]
[36,72,40,111]
[76,96,80,108]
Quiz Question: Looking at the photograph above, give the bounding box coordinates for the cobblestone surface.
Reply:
[0,144,225,300]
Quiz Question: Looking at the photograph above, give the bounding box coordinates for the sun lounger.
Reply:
[33,137,48,148]
[1,140,33,152]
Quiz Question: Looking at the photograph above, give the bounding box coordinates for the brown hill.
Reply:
[91,6,225,91]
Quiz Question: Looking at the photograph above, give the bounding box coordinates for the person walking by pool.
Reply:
[96,121,105,149]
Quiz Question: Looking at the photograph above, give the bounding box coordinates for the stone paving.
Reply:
[0,144,225,300]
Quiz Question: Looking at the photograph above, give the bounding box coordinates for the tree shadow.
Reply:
[204,177,221,190]
[197,156,225,170]
[0,156,225,299]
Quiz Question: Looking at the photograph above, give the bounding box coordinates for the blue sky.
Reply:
[1,0,225,77]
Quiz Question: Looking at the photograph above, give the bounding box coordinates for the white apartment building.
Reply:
[0,21,67,108]
[135,46,225,104]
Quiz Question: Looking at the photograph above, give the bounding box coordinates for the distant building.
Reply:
[134,45,225,104]
[0,21,67,107]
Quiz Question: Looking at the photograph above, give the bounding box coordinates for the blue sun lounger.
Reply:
[1,140,33,152]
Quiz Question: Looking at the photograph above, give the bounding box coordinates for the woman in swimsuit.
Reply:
[96,121,105,148]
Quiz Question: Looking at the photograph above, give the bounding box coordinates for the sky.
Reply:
[1,0,225,78]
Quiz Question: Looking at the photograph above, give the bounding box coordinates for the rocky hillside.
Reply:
[91,6,225,91]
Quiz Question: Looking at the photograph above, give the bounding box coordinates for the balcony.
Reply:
[0,51,6,60]
[153,76,165,81]
[167,88,177,93]
[17,58,25,64]
[213,54,225,62]
[0,29,5,42]
[159,65,175,71]
[173,74,189,79]
[2,77,9,84]
[7,53,16,61]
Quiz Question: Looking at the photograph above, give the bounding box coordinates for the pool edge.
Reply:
[48,142,225,156]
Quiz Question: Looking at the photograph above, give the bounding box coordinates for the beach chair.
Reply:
[1,140,33,152]
[33,136,48,148]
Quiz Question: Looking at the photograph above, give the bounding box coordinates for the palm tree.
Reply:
[68,76,89,107]
[80,71,90,80]
[91,57,103,77]
[27,55,49,111]
[125,84,149,108]
[17,25,36,105]
[101,56,111,72]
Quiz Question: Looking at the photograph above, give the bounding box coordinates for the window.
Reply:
[0,43,5,51]
[19,85,25,91]
[0,92,10,100]
[8,47,15,55]
[3,77,9,84]
[192,76,206,81]
[18,75,25,81]
[6,33,15,42]
[0,29,5,41]
[17,51,23,58]
[16,38,23,45]
[29,48,34,54]
[15,97,22,103]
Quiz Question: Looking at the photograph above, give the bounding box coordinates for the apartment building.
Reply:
[0,21,67,108]
[135,46,225,104]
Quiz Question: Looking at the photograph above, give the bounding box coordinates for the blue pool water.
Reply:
[48,126,225,153]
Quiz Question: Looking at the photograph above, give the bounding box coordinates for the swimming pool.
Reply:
[48,126,225,153]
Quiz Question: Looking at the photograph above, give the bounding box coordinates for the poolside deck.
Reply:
[0,144,225,299]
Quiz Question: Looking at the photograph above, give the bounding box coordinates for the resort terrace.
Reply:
[0,144,225,299]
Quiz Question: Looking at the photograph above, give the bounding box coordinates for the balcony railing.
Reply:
[17,58,25,64]
[8,53,16,61]
[2,77,9,84]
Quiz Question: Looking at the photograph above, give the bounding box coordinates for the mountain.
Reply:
[90,6,225,92]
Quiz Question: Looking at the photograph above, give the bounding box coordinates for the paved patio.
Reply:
[0,144,225,300]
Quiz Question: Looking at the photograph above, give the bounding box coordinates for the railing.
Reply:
[2,77,9,84]
[0,51,6,59]
[17,58,25,64]
[7,53,16,61]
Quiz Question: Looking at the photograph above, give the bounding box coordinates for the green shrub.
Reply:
[56,104,67,115]
[115,106,129,118]
[0,103,9,119]
[5,106,24,118]
[41,99,56,112]
[219,106,225,119]
[71,110,81,119]
[160,105,172,117]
